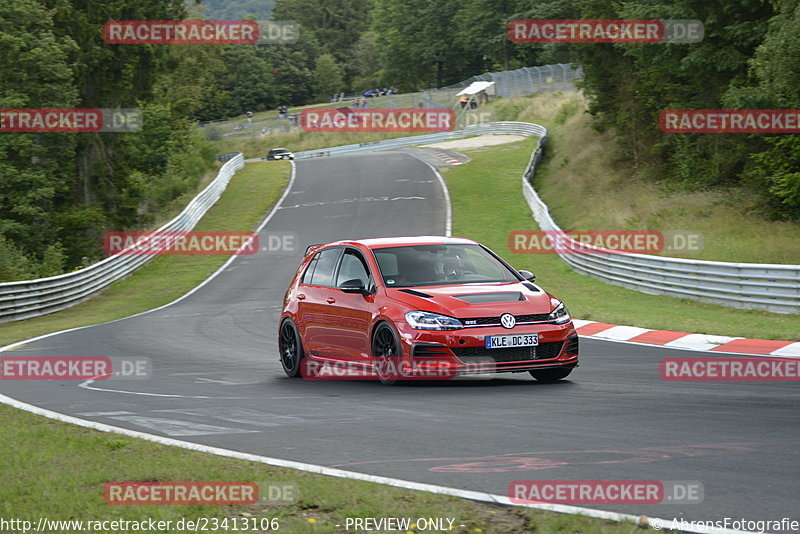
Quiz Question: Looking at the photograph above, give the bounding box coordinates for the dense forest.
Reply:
[1,0,798,282]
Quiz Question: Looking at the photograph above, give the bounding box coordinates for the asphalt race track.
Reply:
[2,152,799,530]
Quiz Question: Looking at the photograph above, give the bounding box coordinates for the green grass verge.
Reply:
[443,139,800,341]
[0,161,289,349]
[488,92,800,264]
[0,403,658,533]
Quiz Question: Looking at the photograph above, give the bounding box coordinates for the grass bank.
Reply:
[488,92,800,264]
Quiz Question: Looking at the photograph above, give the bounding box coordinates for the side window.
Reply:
[301,255,319,285]
[308,247,341,287]
[336,250,371,288]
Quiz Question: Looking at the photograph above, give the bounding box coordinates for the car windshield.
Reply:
[372,244,519,287]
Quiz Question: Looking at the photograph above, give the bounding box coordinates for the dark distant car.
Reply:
[266,148,294,160]
[278,236,579,385]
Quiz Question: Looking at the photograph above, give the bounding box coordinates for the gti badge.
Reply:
[500,313,516,329]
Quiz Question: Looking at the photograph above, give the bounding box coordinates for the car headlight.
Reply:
[548,302,571,324]
[405,311,463,330]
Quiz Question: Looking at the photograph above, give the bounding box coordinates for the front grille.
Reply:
[460,312,551,326]
[517,313,553,322]
[412,344,451,357]
[451,341,564,363]
[565,334,579,355]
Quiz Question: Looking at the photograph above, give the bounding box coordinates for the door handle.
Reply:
[297,294,306,300]
[326,297,336,304]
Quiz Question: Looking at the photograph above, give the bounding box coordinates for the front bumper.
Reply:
[395,321,579,375]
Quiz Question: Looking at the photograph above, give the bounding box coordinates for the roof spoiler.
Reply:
[305,244,323,255]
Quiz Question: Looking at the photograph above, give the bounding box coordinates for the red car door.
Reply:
[326,248,375,363]
[296,247,346,360]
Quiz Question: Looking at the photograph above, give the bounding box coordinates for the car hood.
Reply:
[385,282,555,317]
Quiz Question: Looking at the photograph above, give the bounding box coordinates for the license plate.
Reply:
[485,333,539,349]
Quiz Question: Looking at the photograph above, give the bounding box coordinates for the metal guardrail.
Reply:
[441,64,584,98]
[294,121,546,159]
[0,154,245,323]
[518,141,800,315]
[298,121,799,314]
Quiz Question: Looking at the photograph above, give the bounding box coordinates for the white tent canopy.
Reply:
[456,81,496,96]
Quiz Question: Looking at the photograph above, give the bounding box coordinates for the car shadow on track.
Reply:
[274,376,577,390]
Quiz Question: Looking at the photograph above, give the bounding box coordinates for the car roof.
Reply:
[320,236,478,250]
[270,148,290,152]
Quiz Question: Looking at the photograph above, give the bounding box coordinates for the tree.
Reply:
[273,0,373,62]
[0,0,78,260]
[347,31,381,91]
[312,53,345,100]
[727,0,800,217]
[372,0,475,90]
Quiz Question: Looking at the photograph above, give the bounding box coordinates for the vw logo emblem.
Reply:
[500,313,516,329]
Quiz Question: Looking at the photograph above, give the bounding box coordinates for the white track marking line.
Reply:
[421,160,452,237]
[77,380,216,398]
[593,325,652,341]
[75,411,134,416]
[107,415,258,437]
[664,334,741,352]
[771,342,800,357]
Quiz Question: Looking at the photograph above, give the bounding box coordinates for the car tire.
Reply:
[279,319,304,378]
[372,322,402,386]
[529,367,572,382]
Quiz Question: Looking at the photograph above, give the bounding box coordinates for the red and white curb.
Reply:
[573,319,800,357]
[429,150,464,165]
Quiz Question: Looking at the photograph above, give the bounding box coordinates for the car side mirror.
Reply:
[340,278,369,294]
[518,269,536,282]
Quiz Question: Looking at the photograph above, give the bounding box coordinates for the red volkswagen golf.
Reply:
[278,236,578,384]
